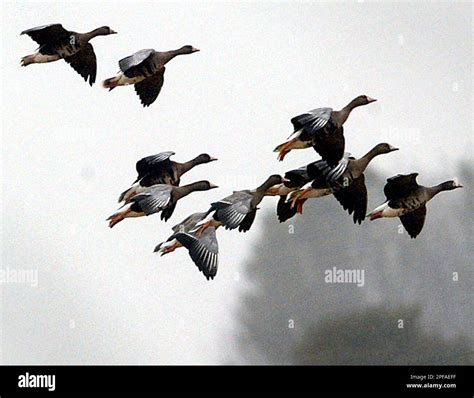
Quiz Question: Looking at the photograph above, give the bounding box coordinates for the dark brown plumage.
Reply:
[118,152,217,204]
[107,181,218,228]
[21,24,116,85]
[102,45,199,106]
[274,95,377,165]
[368,174,463,238]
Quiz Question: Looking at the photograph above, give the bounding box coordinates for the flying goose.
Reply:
[195,175,287,233]
[107,181,217,228]
[367,173,463,238]
[118,152,217,203]
[274,95,377,165]
[155,212,208,254]
[154,212,220,280]
[102,45,199,107]
[21,24,117,85]
[288,143,398,224]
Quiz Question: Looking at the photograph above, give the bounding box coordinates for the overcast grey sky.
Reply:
[1,1,472,364]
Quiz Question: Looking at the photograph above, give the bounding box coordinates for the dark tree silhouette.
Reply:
[294,305,473,365]
[234,166,473,365]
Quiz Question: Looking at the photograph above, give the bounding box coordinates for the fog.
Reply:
[1,1,472,364]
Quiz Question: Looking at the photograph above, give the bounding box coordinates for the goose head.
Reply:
[195,153,218,164]
[349,95,377,108]
[259,175,289,192]
[197,181,219,190]
[441,179,463,191]
[372,143,399,155]
[178,45,200,54]
[96,26,117,35]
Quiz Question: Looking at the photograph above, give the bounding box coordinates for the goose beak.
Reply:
[209,183,219,189]
[388,145,399,151]
[453,178,463,188]
[366,96,377,103]
[191,47,200,53]
[209,156,218,162]
[110,30,117,34]
[282,178,291,184]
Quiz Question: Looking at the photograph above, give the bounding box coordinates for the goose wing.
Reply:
[134,68,165,107]
[175,227,219,280]
[399,205,426,238]
[290,107,332,133]
[238,208,258,232]
[64,43,97,85]
[171,212,207,233]
[132,185,173,216]
[284,166,310,188]
[21,24,69,47]
[384,173,419,200]
[307,153,351,183]
[276,195,297,223]
[311,125,345,167]
[333,174,367,225]
[211,191,253,230]
[291,107,345,166]
[119,49,160,78]
[160,201,176,222]
[140,171,178,188]
[135,151,175,180]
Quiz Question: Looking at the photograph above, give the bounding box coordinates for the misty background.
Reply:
[1,1,472,364]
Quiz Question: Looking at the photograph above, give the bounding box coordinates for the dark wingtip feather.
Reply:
[175,231,218,280]
[277,196,297,223]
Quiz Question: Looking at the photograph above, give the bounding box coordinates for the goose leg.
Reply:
[290,186,312,209]
[276,139,297,161]
[368,211,383,221]
[296,199,307,214]
[193,221,212,237]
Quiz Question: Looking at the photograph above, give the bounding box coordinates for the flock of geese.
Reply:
[20,23,198,106]
[21,24,463,280]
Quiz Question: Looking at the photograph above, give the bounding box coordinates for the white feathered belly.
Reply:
[368,202,406,218]
[116,73,145,86]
